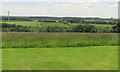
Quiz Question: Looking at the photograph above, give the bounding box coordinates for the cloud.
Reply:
[1,0,119,2]
[108,4,118,7]
[1,2,118,18]
[88,0,100,2]
[2,0,16,2]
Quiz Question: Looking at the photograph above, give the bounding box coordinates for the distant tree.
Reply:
[112,24,118,33]
[73,25,84,32]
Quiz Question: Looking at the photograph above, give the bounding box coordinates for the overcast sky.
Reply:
[0,0,119,18]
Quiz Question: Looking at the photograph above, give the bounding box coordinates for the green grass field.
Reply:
[2,21,114,28]
[2,32,118,70]
[2,46,118,70]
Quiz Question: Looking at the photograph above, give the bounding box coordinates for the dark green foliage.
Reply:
[73,25,84,32]
[2,23,31,32]
[84,24,96,32]
[71,24,97,32]
[112,22,120,33]
[112,24,118,32]
[117,20,120,33]
[2,23,115,33]
[44,26,64,32]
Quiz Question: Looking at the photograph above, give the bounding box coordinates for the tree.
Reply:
[73,25,84,32]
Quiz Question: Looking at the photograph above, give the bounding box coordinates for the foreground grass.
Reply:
[2,46,118,70]
[2,33,118,48]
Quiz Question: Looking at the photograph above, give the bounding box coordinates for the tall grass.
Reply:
[2,32,118,48]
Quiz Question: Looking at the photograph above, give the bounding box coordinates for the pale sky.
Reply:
[1,0,119,2]
[0,0,119,18]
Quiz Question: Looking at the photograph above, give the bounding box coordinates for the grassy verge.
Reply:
[2,46,118,70]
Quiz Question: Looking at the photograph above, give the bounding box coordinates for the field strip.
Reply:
[2,46,118,70]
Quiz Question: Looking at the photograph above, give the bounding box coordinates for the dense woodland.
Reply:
[1,16,119,33]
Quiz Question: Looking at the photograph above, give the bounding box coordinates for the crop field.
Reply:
[2,21,114,28]
[2,32,118,48]
[2,46,118,70]
[2,32,118,70]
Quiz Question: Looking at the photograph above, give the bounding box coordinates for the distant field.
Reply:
[2,21,71,27]
[2,21,114,28]
[2,32,118,48]
[2,21,42,27]
[2,46,118,70]
[69,23,114,28]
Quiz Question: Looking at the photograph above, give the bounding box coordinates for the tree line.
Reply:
[2,16,118,25]
[2,23,119,33]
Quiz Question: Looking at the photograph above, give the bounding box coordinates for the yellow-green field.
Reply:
[2,21,114,28]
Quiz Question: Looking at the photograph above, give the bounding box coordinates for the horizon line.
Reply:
[1,15,118,19]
